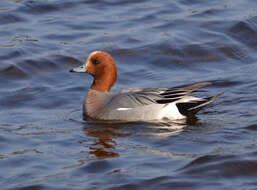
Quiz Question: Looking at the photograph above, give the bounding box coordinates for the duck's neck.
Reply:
[91,79,110,92]
[90,74,116,92]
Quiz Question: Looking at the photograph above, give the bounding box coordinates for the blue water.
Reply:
[1,0,257,189]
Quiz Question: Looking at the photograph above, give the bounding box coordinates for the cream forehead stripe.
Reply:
[89,51,102,57]
[86,51,103,63]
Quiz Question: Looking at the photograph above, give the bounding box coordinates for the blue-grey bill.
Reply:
[70,65,87,73]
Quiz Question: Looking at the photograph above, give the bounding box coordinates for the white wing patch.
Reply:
[116,108,133,111]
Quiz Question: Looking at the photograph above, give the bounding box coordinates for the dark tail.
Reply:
[176,93,223,117]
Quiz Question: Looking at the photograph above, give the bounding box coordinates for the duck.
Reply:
[70,50,221,121]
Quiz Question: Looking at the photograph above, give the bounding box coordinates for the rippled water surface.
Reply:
[1,0,257,189]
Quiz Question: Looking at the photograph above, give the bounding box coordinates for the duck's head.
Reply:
[70,51,117,92]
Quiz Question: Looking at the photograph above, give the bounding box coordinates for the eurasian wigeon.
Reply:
[70,51,221,121]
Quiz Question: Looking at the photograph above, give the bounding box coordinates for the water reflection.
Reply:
[83,118,198,159]
[84,122,128,159]
[140,117,198,137]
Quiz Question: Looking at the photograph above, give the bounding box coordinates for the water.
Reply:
[1,0,257,189]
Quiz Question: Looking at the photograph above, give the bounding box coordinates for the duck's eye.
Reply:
[93,60,101,65]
